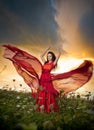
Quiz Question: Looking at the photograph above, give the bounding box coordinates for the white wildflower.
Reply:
[40,105,45,110]
[22,106,25,109]
[16,96,20,100]
[16,104,20,108]
[27,111,30,114]
[22,105,26,109]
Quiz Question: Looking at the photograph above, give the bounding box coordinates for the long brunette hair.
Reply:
[45,51,57,67]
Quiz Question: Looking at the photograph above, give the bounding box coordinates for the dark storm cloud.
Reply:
[79,9,94,46]
[0,0,58,44]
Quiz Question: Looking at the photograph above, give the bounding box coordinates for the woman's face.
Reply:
[47,53,53,61]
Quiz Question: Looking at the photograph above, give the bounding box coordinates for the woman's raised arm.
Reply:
[54,48,61,66]
[40,46,50,63]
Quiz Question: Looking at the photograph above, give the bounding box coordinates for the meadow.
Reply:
[0,88,94,130]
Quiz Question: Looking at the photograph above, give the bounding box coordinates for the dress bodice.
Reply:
[40,61,54,82]
[42,62,54,72]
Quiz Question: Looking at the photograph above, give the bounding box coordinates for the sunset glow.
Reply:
[0,0,94,95]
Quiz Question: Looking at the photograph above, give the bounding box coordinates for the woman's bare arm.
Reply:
[40,46,50,63]
[54,48,61,66]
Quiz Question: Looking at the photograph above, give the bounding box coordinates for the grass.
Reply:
[0,89,94,130]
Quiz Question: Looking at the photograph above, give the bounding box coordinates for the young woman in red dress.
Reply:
[3,45,93,113]
[36,47,61,112]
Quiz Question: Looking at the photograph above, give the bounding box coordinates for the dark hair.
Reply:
[45,51,56,64]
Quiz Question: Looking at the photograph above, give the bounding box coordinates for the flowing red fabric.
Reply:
[52,60,93,96]
[3,45,93,112]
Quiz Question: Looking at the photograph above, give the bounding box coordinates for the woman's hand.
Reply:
[57,47,62,54]
[46,46,51,51]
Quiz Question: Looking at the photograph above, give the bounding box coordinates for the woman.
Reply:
[3,45,93,113]
[36,47,61,112]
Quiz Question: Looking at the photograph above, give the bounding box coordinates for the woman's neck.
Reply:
[48,61,53,63]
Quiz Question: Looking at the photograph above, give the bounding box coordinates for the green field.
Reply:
[0,89,94,130]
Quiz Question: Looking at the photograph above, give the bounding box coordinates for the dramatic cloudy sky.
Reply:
[0,0,94,94]
[0,0,58,45]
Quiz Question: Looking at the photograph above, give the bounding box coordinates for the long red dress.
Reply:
[37,62,59,112]
[3,45,93,113]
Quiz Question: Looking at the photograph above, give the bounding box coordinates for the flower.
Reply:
[16,96,20,100]
[16,105,20,108]
[40,105,45,110]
